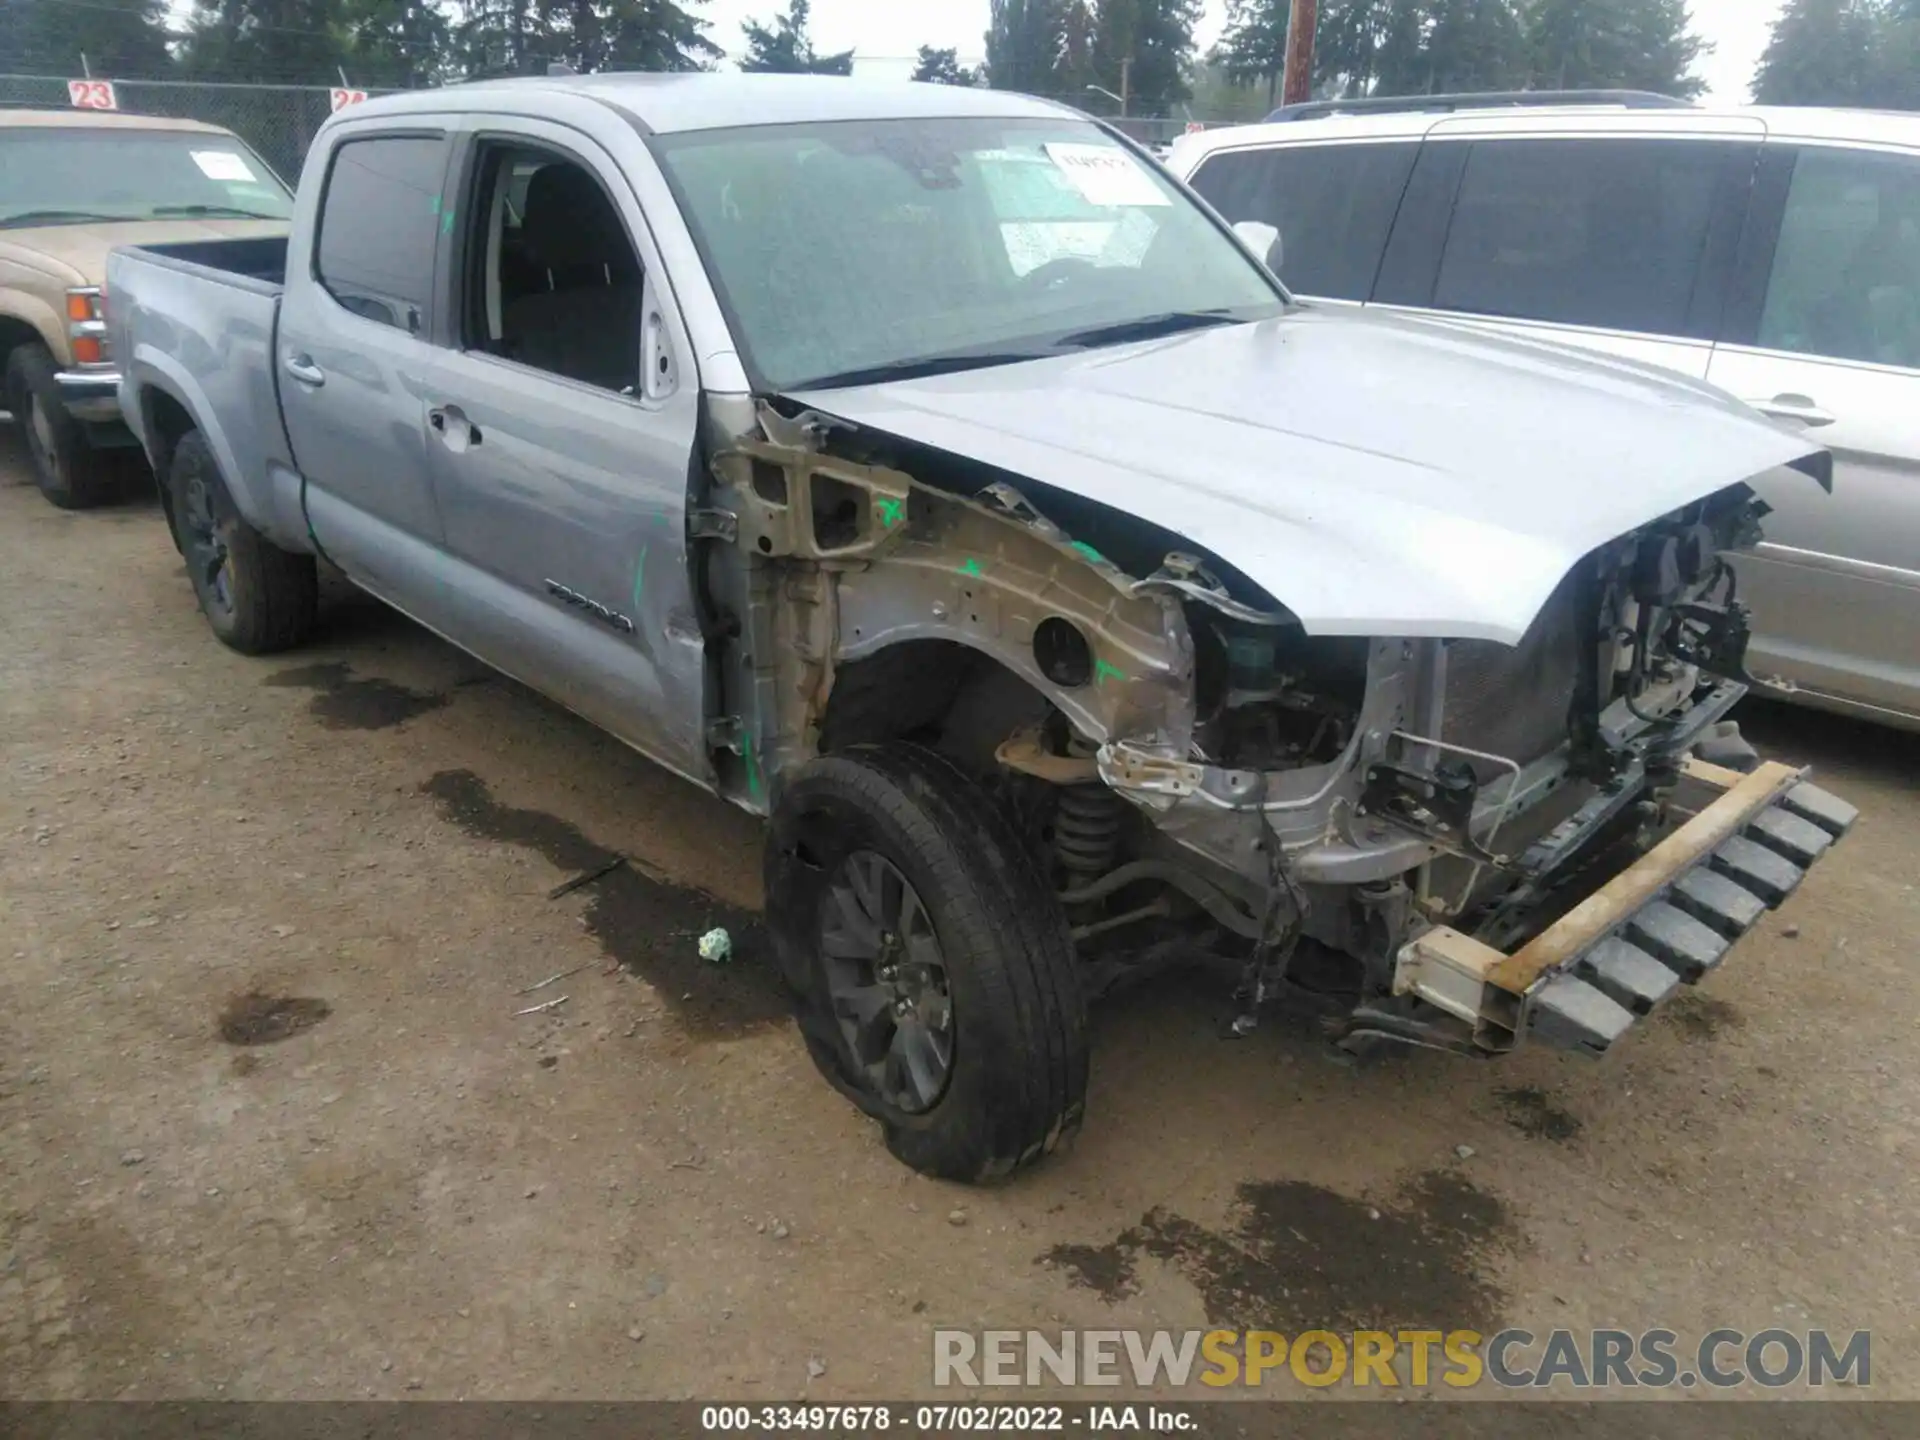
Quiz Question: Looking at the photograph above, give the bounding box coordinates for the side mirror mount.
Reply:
[1232,220,1283,275]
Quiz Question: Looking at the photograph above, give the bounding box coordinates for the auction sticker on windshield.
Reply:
[191,150,257,183]
[1042,143,1170,207]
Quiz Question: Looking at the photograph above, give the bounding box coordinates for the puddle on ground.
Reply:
[1664,991,1743,1041]
[265,661,449,731]
[1042,1169,1515,1334]
[219,992,331,1045]
[419,769,785,1038]
[1497,1085,1582,1142]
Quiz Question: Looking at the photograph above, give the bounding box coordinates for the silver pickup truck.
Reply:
[109,75,1855,1183]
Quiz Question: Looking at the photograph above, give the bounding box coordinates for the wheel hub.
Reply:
[818,850,954,1114]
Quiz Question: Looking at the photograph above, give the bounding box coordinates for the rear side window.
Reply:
[315,135,447,334]
[1759,146,1920,372]
[1189,142,1418,301]
[1433,139,1727,337]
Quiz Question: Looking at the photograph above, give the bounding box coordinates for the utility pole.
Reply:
[1120,56,1132,117]
[1282,0,1317,106]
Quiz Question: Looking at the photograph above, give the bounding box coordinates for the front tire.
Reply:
[766,743,1088,1183]
[5,343,118,510]
[168,429,317,654]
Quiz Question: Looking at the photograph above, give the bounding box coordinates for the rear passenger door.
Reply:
[1184,138,1420,306]
[1373,126,1762,380]
[1708,141,1920,719]
[279,124,455,605]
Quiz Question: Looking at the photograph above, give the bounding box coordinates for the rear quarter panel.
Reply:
[108,247,310,551]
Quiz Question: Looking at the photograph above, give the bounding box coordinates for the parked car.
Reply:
[0,108,291,508]
[110,75,1852,1182]
[1171,93,1920,731]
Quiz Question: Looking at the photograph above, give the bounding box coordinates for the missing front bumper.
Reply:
[1394,760,1858,1057]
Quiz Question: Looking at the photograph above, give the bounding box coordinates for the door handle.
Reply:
[282,353,325,387]
[1749,394,1837,429]
[428,404,481,449]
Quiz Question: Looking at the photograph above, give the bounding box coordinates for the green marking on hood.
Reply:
[875,496,905,529]
[1094,659,1127,686]
[1070,540,1108,566]
[958,558,983,577]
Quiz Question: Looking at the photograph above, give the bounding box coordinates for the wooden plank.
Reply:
[1488,760,1803,995]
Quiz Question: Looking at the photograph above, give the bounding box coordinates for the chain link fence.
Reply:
[0,74,399,185]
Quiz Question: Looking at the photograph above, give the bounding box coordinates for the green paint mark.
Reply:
[958,557,984,577]
[441,210,455,235]
[631,543,648,616]
[1070,540,1108,566]
[875,496,905,529]
[742,731,764,805]
[1094,659,1127,687]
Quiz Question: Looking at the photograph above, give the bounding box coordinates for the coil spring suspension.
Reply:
[1054,782,1125,889]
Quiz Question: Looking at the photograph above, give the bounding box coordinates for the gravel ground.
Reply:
[2,443,1916,1404]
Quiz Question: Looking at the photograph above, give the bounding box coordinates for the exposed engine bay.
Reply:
[695,394,1851,1061]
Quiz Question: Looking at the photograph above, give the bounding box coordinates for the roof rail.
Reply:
[1263,89,1692,123]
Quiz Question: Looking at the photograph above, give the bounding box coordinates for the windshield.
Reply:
[0,129,293,229]
[651,117,1286,390]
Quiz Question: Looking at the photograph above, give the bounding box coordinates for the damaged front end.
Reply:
[694,396,1854,1063]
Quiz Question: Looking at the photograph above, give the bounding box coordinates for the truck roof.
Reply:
[0,107,237,135]
[339,73,1079,135]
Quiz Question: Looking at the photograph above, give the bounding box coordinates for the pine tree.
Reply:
[348,0,450,86]
[180,0,354,84]
[1752,0,1879,106]
[739,0,853,75]
[1216,0,1288,106]
[1527,0,1705,97]
[911,45,978,85]
[1419,0,1527,92]
[987,0,1083,96]
[0,0,175,78]
[1085,0,1201,114]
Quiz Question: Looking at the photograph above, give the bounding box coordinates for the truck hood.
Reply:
[0,218,286,285]
[790,307,1829,645]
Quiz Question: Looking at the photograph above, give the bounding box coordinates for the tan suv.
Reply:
[1,109,291,508]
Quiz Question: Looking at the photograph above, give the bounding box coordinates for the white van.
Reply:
[1171,96,1920,731]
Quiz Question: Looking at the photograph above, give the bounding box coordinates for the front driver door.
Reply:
[419,121,708,785]
[1710,141,1920,724]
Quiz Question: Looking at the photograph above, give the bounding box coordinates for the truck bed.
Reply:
[107,234,307,551]
[121,235,289,292]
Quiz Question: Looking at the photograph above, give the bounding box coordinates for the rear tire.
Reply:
[5,343,118,510]
[168,428,317,654]
[766,743,1088,1183]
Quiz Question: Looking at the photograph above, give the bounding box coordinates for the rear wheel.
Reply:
[766,743,1087,1182]
[168,428,317,654]
[5,343,118,510]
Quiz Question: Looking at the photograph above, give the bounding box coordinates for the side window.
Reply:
[314,135,447,334]
[460,142,646,394]
[1759,147,1920,372]
[1188,142,1419,301]
[1433,139,1727,337]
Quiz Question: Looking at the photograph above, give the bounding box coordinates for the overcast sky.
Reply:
[697,0,1785,105]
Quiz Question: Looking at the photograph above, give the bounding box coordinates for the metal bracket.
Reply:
[1359,758,1501,866]
[688,508,738,543]
[1666,599,1754,682]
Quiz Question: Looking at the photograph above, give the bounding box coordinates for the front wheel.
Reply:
[766,743,1088,1182]
[168,429,317,654]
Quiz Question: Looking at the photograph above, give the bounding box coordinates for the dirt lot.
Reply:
[3,441,1918,1404]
